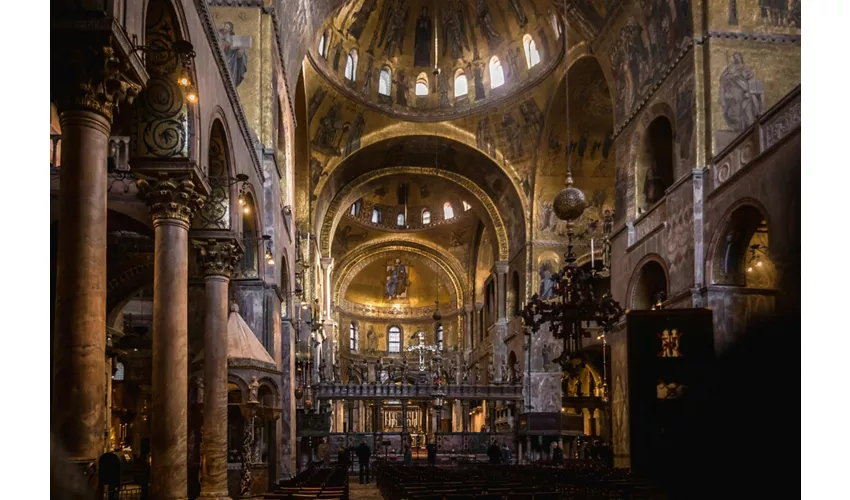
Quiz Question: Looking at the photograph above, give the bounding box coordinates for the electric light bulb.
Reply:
[177,76,190,86]
[747,266,753,273]
[186,92,197,103]
[756,260,763,267]
[268,258,275,266]
[238,195,246,205]
[243,206,250,214]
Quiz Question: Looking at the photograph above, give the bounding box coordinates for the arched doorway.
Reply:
[630,259,669,310]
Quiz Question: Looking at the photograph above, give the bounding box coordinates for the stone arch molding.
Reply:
[321,167,509,261]
[333,242,466,311]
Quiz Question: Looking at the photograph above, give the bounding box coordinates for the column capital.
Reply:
[494,261,510,275]
[320,257,334,270]
[137,173,206,226]
[463,303,474,314]
[192,238,243,278]
[51,33,144,122]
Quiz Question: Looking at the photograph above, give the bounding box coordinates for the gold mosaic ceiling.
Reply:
[310,0,566,120]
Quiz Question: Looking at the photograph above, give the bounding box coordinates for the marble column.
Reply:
[461,401,470,432]
[51,39,142,462]
[194,239,241,500]
[138,175,204,500]
[463,304,473,350]
[494,262,509,321]
[320,257,334,321]
[51,108,111,464]
[401,400,408,434]
[487,401,497,433]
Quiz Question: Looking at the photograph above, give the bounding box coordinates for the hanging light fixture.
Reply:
[746,244,768,273]
[518,7,624,403]
[263,235,275,266]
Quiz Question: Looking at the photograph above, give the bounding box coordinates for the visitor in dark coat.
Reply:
[98,450,122,500]
[356,441,371,484]
[551,444,564,466]
[487,442,501,464]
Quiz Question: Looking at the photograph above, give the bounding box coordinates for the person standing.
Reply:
[426,440,437,466]
[317,438,328,466]
[356,440,372,484]
[98,450,121,500]
[551,443,564,466]
[487,441,501,465]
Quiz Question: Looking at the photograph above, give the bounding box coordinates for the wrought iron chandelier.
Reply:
[520,8,624,402]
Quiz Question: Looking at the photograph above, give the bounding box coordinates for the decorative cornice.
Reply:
[706,30,801,44]
[192,0,264,182]
[192,238,242,277]
[335,300,460,320]
[136,174,206,226]
[227,357,281,374]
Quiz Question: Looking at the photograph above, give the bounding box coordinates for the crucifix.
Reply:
[407,330,438,371]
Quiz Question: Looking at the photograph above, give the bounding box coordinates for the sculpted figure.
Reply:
[248,376,260,403]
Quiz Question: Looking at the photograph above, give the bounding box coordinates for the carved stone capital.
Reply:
[494,261,510,276]
[137,173,206,226]
[51,34,142,122]
[193,239,243,278]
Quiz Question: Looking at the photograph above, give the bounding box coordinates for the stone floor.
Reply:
[349,479,383,500]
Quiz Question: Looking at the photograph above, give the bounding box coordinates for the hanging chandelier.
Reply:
[520,7,624,401]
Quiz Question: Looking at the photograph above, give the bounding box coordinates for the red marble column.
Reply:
[138,176,204,500]
[193,239,241,500]
[51,109,111,463]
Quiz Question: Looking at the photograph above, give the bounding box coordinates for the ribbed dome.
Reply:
[310,0,563,120]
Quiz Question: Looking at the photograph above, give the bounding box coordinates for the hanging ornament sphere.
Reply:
[294,387,304,399]
[553,185,588,221]
[432,308,442,322]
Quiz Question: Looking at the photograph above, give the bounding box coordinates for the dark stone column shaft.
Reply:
[52,110,111,463]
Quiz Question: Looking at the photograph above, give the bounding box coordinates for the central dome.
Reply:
[310,0,564,121]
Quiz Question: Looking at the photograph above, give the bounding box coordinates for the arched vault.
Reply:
[333,239,467,310]
[321,167,510,261]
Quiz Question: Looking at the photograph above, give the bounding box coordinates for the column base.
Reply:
[198,492,231,500]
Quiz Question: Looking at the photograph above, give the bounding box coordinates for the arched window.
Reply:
[443,202,454,220]
[350,322,359,352]
[489,56,505,88]
[378,66,392,96]
[462,201,472,211]
[388,326,401,353]
[523,34,541,68]
[415,72,429,96]
[397,213,406,226]
[635,117,675,215]
[436,323,444,351]
[454,69,468,97]
[318,33,327,57]
[344,49,358,81]
[421,209,431,225]
[350,199,362,217]
[371,207,382,224]
[112,361,125,381]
